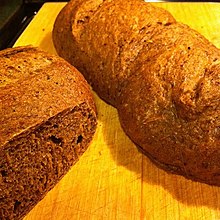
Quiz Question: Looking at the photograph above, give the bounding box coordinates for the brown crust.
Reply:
[53,0,220,186]
[52,0,176,107]
[0,46,96,146]
[0,46,97,219]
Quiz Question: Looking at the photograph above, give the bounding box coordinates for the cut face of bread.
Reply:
[0,46,97,219]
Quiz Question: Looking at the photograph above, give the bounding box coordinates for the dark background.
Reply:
[0,0,68,49]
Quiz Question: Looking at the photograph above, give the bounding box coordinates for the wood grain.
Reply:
[14,2,220,220]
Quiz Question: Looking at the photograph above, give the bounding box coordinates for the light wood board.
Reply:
[14,2,220,220]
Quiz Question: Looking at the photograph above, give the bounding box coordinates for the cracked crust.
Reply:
[53,0,220,186]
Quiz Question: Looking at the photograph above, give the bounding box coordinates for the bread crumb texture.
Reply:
[0,46,97,220]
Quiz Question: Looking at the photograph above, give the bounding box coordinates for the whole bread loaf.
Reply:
[53,0,220,186]
[0,46,97,219]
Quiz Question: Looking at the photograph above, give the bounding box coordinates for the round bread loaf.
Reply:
[53,0,220,186]
[0,46,97,219]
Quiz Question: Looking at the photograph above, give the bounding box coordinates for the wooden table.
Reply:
[14,2,220,220]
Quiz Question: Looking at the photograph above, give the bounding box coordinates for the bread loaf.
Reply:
[53,0,220,186]
[0,46,97,219]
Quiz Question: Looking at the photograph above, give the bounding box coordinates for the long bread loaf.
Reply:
[53,0,220,186]
[0,46,97,219]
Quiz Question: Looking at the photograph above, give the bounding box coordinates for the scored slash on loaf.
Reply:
[53,0,220,186]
